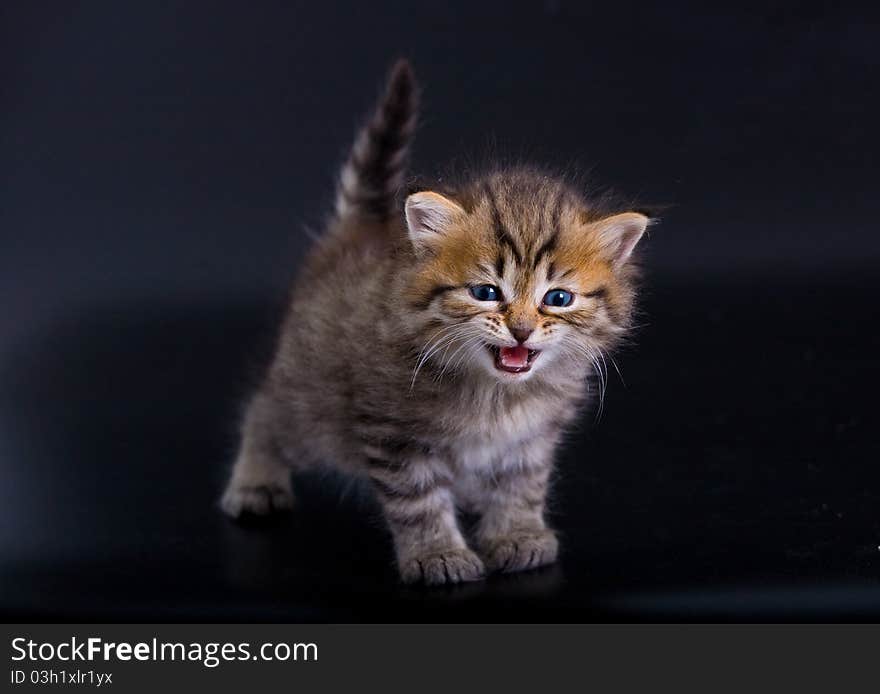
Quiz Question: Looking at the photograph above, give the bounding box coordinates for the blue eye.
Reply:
[543,289,574,307]
[469,284,500,302]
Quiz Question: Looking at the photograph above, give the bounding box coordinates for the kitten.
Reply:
[220,60,652,585]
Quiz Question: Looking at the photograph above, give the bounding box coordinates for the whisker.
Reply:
[410,324,475,388]
[447,336,484,376]
[435,330,483,382]
[412,323,481,388]
[607,351,626,388]
[558,335,608,422]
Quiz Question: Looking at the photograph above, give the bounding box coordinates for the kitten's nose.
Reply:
[510,326,533,344]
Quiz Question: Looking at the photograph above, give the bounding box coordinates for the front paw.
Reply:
[399,547,486,586]
[481,530,559,574]
[220,482,294,518]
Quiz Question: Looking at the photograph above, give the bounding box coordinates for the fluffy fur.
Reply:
[220,60,652,585]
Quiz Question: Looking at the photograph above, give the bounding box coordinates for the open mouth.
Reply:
[488,345,540,374]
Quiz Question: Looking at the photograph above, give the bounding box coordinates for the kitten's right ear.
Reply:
[404,192,465,252]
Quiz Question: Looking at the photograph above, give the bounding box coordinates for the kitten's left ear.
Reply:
[591,212,651,268]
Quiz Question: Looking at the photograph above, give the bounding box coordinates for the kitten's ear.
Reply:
[591,212,651,268]
[404,191,465,252]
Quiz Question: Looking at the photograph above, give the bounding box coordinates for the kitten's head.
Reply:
[403,169,651,386]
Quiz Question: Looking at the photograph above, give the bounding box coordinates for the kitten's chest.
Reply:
[440,393,558,468]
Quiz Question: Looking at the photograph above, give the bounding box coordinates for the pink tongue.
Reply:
[500,345,529,368]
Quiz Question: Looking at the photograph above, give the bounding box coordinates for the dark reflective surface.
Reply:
[3,1,879,621]
[2,276,878,621]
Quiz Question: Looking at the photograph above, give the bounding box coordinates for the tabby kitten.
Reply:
[220,60,652,585]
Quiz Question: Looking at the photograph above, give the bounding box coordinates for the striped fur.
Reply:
[221,62,652,585]
[334,59,418,222]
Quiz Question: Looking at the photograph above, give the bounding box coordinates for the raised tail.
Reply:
[334,59,419,223]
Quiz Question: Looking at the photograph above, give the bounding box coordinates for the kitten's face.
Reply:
[404,176,648,385]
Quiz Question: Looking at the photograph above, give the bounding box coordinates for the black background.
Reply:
[2,1,878,620]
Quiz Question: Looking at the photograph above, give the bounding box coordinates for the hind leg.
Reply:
[220,392,294,518]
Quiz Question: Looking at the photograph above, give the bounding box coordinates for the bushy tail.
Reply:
[334,59,418,223]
